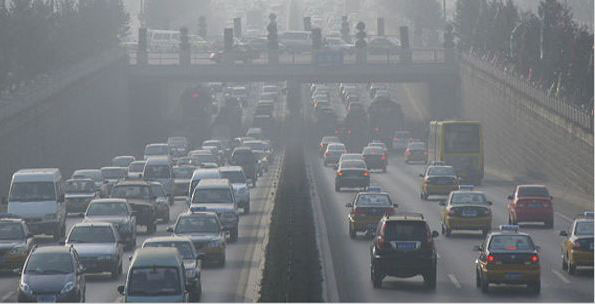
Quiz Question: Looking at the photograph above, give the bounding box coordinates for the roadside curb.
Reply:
[306,157,340,302]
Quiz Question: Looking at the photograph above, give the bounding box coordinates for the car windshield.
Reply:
[408,143,425,150]
[175,216,220,234]
[111,185,150,200]
[385,221,428,241]
[341,160,366,169]
[232,151,254,163]
[488,235,535,251]
[220,171,246,184]
[25,252,73,274]
[86,202,128,216]
[0,223,25,240]
[574,221,594,236]
[192,189,233,204]
[144,165,171,179]
[450,193,488,205]
[356,194,392,207]
[68,226,115,243]
[9,182,56,202]
[144,241,195,259]
[428,167,456,176]
[145,145,169,156]
[65,180,95,193]
[128,267,181,296]
[517,187,550,197]
[129,162,145,173]
[102,169,126,179]
[173,167,195,179]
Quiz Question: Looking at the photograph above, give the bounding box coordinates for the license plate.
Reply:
[396,242,416,249]
[462,210,477,217]
[506,272,522,280]
[37,295,56,302]
[529,202,542,208]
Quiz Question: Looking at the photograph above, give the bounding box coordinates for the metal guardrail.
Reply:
[462,54,593,133]
[128,48,446,66]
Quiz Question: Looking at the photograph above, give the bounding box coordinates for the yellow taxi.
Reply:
[0,216,35,272]
[345,192,398,239]
[475,225,541,293]
[560,211,594,275]
[420,165,460,200]
[440,190,492,237]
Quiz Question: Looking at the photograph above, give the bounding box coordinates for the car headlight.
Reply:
[9,245,27,256]
[60,281,75,294]
[20,282,33,295]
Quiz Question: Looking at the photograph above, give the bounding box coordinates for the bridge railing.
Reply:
[128,48,445,65]
[462,53,593,133]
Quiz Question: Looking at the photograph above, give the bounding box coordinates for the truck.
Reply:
[368,96,404,147]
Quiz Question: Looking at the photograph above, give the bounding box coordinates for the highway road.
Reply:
[307,84,594,302]
[0,83,285,303]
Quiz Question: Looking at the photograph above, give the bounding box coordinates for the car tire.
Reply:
[349,223,356,239]
[230,227,239,243]
[480,274,489,293]
[562,255,568,270]
[423,268,437,289]
[475,269,481,288]
[370,262,383,289]
[529,280,541,294]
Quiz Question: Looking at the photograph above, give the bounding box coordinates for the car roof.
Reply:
[191,168,220,178]
[72,221,114,229]
[196,178,231,188]
[12,168,61,182]
[145,157,171,165]
[131,247,182,268]
[66,178,94,183]
[146,143,168,147]
[143,236,192,244]
[33,245,72,254]
[101,166,127,171]
[90,198,128,204]
[114,155,134,160]
[129,160,146,165]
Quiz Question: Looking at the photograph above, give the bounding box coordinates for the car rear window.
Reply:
[575,221,594,236]
[488,235,535,251]
[356,194,391,207]
[428,166,456,176]
[341,160,366,169]
[450,192,488,205]
[385,221,428,241]
[517,186,550,197]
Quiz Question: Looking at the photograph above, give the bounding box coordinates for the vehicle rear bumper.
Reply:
[570,250,594,266]
[336,177,370,188]
[484,269,540,284]
[445,216,491,230]
[373,254,436,277]
[424,184,458,195]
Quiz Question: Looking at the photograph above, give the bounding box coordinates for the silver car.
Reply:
[219,166,251,214]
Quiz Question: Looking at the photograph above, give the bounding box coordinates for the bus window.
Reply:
[445,125,480,153]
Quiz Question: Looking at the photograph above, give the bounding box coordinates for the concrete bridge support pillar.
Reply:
[427,77,461,121]
[128,79,168,149]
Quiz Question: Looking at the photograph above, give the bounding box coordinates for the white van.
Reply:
[6,168,66,240]
[143,157,174,204]
[144,143,171,161]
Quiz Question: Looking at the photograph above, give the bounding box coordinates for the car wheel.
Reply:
[370,262,383,289]
[529,280,541,294]
[480,273,489,293]
[562,255,568,270]
[423,268,437,289]
[230,227,239,243]
[349,223,356,239]
[475,269,481,288]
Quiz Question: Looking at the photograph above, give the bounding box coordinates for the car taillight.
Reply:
[530,255,540,264]
[487,255,495,263]
[337,171,343,176]
[363,171,369,176]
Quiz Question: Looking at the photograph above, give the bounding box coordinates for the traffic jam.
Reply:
[308,81,593,294]
[0,82,281,302]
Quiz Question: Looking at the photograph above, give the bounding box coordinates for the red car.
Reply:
[507,185,554,228]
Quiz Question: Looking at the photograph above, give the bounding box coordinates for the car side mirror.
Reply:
[431,231,439,238]
[166,227,174,233]
[486,201,492,205]
[117,285,125,295]
[345,203,353,208]
[559,230,568,237]
[128,255,133,261]
[507,195,513,200]
[473,245,482,251]
[393,203,398,208]
[419,174,424,178]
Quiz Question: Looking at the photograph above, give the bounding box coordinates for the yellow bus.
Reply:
[427,121,484,185]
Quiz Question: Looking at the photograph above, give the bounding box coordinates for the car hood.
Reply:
[84,215,129,224]
[65,193,95,199]
[68,243,117,256]
[176,232,220,242]
[24,273,74,294]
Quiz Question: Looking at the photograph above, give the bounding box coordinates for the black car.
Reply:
[110,181,158,234]
[17,246,86,302]
[229,147,258,186]
[370,213,439,289]
[362,146,387,172]
[335,160,370,192]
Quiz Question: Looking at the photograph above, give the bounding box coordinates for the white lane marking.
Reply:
[555,212,572,223]
[1,291,15,302]
[448,274,462,288]
[552,269,571,284]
